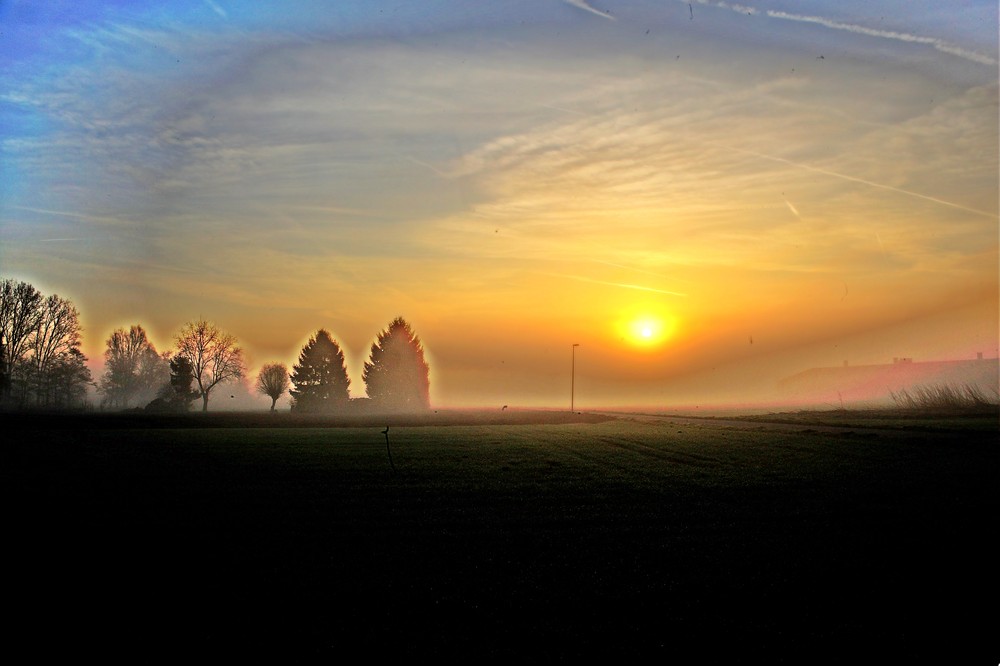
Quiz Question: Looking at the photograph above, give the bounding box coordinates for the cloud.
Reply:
[4,7,995,373]
[426,62,996,296]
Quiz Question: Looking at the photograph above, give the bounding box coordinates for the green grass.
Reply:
[6,412,997,662]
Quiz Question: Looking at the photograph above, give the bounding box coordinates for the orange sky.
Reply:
[3,2,997,409]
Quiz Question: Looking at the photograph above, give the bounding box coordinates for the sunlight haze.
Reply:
[2,0,997,408]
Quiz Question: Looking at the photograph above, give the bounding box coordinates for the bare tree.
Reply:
[256,362,290,411]
[28,294,87,407]
[0,279,43,402]
[99,325,168,409]
[0,279,92,409]
[173,319,246,412]
[31,295,81,367]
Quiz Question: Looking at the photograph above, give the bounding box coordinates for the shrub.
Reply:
[889,383,999,411]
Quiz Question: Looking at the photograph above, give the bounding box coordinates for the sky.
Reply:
[2,0,997,409]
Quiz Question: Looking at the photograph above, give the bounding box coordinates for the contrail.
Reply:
[765,9,997,66]
[553,273,688,297]
[717,144,999,219]
[563,0,615,20]
[292,204,382,217]
[538,103,588,117]
[405,155,452,178]
[682,1,995,66]
[204,0,228,18]
[783,198,801,218]
[9,205,124,225]
[592,260,693,284]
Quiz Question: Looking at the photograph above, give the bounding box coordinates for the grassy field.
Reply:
[5,409,997,662]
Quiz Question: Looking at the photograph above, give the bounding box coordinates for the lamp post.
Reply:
[571,343,580,413]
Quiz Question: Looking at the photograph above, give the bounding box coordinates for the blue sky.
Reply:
[2,1,997,407]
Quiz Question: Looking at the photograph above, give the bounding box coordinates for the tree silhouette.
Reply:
[363,317,430,412]
[2,279,92,409]
[0,338,8,401]
[0,278,43,404]
[47,347,93,409]
[289,330,350,412]
[173,319,246,412]
[10,290,91,408]
[99,325,168,409]
[256,362,290,412]
[158,355,200,411]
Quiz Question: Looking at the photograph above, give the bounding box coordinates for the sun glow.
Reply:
[616,305,677,349]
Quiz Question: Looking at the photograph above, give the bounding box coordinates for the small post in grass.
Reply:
[382,426,396,474]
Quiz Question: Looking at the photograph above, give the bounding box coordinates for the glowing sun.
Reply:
[617,308,676,349]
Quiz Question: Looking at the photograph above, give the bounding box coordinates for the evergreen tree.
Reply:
[363,317,430,412]
[157,355,200,411]
[289,329,351,412]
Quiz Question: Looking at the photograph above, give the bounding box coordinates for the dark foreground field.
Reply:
[5,409,997,662]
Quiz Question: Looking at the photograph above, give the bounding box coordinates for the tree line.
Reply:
[0,279,90,409]
[0,278,430,413]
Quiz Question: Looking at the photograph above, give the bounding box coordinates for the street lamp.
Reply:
[571,343,580,413]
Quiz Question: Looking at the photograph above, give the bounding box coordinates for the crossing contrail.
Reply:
[716,144,999,219]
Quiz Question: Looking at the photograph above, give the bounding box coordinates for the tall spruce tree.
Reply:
[362,317,430,412]
[289,329,351,412]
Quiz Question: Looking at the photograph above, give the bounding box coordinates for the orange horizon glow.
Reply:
[4,4,996,410]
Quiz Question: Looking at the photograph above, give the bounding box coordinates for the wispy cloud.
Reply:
[4,5,995,385]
